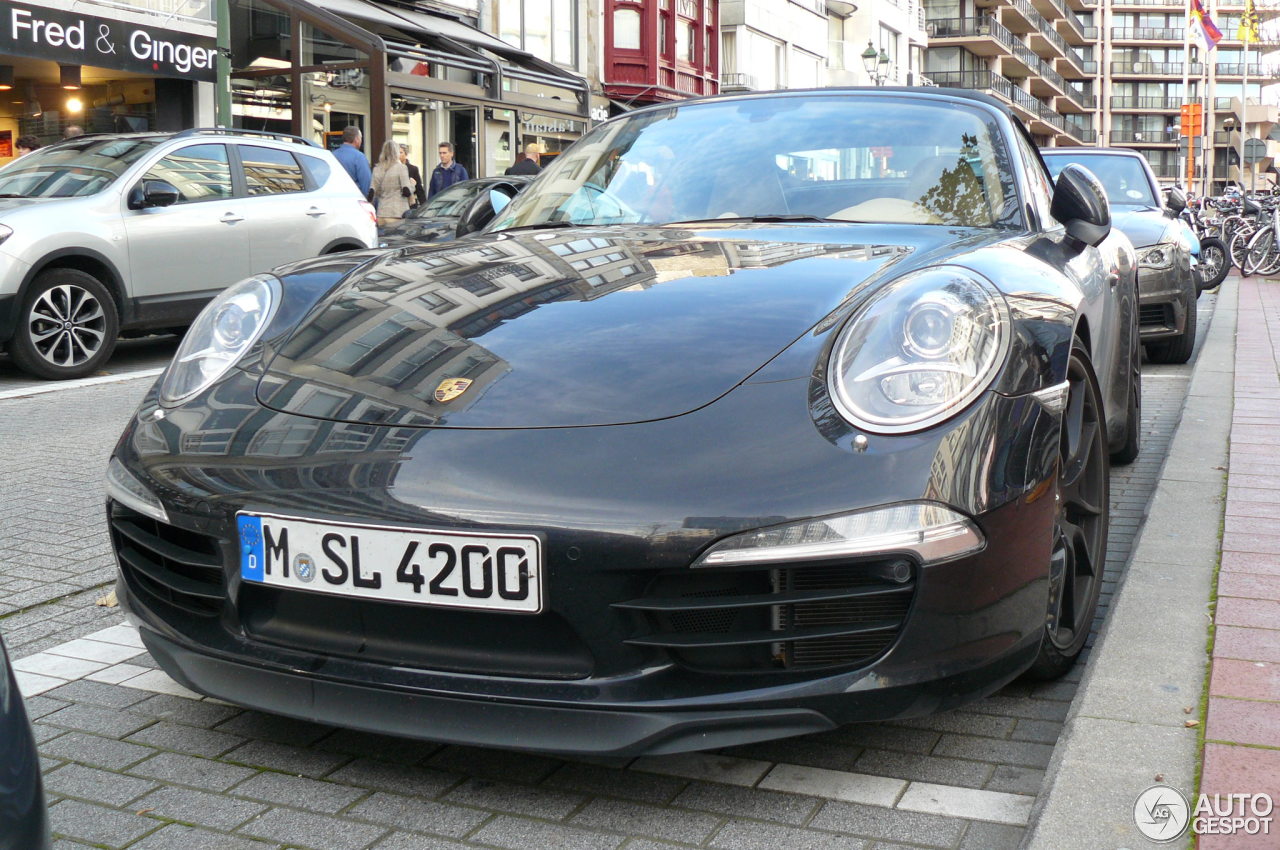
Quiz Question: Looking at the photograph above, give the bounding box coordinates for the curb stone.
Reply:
[1023,278,1236,850]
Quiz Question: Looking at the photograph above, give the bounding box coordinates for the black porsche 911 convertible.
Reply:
[106,88,1141,757]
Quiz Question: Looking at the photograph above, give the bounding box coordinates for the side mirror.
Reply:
[1050,164,1111,248]
[455,183,521,238]
[1165,186,1187,215]
[127,180,181,210]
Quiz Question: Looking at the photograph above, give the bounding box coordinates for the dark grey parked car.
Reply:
[1042,148,1199,364]
[0,635,50,850]
[378,176,533,248]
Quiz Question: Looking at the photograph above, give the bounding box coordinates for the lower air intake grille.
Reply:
[1139,303,1173,330]
[109,504,225,616]
[616,559,915,672]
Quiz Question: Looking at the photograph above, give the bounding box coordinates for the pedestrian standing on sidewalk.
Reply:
[333,125,372,200]
[400,144,426,207]
[505,142,543,176]
[371,140,414,225]
[428,142,469,198]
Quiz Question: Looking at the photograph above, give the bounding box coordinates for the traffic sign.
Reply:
[1244,138,1268,163]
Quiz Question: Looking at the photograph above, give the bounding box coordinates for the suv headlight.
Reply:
[1138,243,1176,270]
[827,266,1010,434]
[159,274,279,405]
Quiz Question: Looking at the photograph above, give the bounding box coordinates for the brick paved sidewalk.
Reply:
[1201,274,1280,849]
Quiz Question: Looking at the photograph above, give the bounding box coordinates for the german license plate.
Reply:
[237,512,542,613]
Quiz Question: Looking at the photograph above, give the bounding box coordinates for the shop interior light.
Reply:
[0,66,13,91]
[60,64,81,90]
[66,96,83,113]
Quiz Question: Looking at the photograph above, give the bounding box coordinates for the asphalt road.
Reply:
[0,293,1216,850]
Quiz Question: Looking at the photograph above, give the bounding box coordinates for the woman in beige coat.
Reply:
[371,140,413,224]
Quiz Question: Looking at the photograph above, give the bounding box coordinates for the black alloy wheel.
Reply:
[1197,237,1230,291]
[1028,340,1109,680]
[9,269,119,380]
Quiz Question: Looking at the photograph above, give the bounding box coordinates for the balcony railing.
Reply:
[1083,26,1099,38]
[1111,0,1181,5]
[1150,164,1180,178]
[1037,101,1066,131]
[1110,129,1178,143]
[1111,95,1183,109]
[1215,96,1234,110]
[1215,64,1265,75]
[1111,26,1183,39]
[928,69,1017,104]
[1214,130,1234,143]
[720,72,757,90]
[1111,61,1203,74]
[1066,113,1094,139]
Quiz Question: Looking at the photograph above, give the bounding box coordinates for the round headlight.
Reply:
[827,266,1010,434]
[159,274,279,405]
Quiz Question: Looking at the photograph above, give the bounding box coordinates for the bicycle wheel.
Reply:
[1243,229,1274,277]
[1231,227,1256,271]
[1262,236,1280,276]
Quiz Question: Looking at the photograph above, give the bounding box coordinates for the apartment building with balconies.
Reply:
[921,0,1099,146]
[1100,0,1280,190]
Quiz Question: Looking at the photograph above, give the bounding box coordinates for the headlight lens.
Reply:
[159,274,279,405]
[1138,243,1175,270]
[827,266,1010,434]
[105,456,168,522]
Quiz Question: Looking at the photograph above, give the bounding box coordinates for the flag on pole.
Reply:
[1239,0,1260,44]
[1189,0,1224,51]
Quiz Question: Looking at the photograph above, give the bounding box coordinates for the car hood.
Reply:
[0,197,63,215]
[378,218,456,248]
[1111,207,1172,249]
[256,224,981,428]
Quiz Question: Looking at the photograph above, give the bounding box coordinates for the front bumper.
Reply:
[1136,257,1193,342]
[111,372,1062,755]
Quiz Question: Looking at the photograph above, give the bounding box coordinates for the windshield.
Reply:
[1043,154,1158,207]
[409,180,490,219]
[0,138,162,198]
[490,95,1021,231]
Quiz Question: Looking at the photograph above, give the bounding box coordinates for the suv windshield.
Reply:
[1043,154,1158,207]
[0,138,163,198]
[490,95,1021,230]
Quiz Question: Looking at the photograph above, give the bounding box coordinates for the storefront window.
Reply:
[229,0,290,71]
[302,69,369,149]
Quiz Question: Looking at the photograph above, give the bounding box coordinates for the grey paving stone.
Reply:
[672,780,820,826]
[931,735,1055,770]
[348,791,491,838]
[43,763,158,808]
[894,711,1017,739]
[23,695,72,720]
[39,731,155,771]
[127,721,246,758]
[372,833,476,850]
[134,785,270,832]
[32,724,68,744]
[710,819,868,850]
[426,744,565,784]
[47,799,161,849]
[853,749,993,789]
[237,806,390,850]
[126,823,278,850]
[1010,718,1063,745]
[215,710,336,747]
[470,815,624,850]
[44,679,151,709]
[326,758,462,798]
[225,740,353,779]
[985,765,1046,795]
[43,702,155,739]
[835,725,940,755]
[570,797,721,845]
[129,751,259,792]
[962,695,1071,723]
[809,801,965,848]
[543,762,686,806]
[959,820,1024,850]
[232,770,367,814]
[129,693,243,728]
[314,728,443,765]
[444,777,586,819]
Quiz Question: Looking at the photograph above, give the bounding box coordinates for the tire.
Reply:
[1026,339,1109,680]
[1145,282,1197,365]
[8,269,119,380]
[1197,237,1230,291]
[1110,330,1141,466]
[1230,227,1255,272]
[1243,230,1275,277]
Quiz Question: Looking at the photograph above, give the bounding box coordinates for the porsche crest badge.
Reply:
[434,378,473,403]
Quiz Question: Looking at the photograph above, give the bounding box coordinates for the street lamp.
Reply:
[861,41,892,86]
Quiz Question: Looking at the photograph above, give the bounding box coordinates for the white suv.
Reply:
[0,129,377,379]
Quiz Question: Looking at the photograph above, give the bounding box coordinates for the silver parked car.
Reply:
[0,129,378,380]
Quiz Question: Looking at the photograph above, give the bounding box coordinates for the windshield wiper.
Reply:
[0,193,30,198]
[494,220,581,232]
[661,214,838,225]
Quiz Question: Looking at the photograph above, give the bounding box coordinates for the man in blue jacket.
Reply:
[333,126,371,199]
[429,142,469,197]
